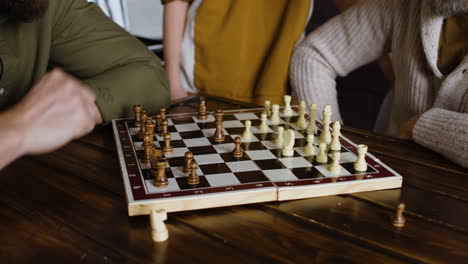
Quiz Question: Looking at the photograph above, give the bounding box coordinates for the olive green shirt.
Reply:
[0,0,170,122]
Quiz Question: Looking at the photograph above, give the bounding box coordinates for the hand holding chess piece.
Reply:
[150,209,169,242]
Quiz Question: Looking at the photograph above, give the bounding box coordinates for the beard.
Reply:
[430,0,468,17]
[0,0,49,23]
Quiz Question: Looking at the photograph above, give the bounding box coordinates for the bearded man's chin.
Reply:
[0,0,49,23]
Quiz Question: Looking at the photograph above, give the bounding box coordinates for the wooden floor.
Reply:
[1,96,467,263]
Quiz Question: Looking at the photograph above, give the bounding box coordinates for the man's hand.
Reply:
[5,69,102,157]
[399,114,422,140]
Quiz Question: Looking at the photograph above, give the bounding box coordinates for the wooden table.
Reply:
[1,95,467,263]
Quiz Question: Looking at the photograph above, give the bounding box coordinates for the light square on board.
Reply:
[145,178,180,193]
[170,166,203,178]
[156,132,182,141]
[263,169,298,182]
[226,160,260,172]
[234,113,259,120]
[193,115,215,123]
[213,143,236,153]
[194,154,225,165]
[230,134,259,143]
[183,137,211,147]
[279,157,313,169]
[315,164,352,177]
[201,128,229,137]
[174,123,201,132]
[205,173,241,187]
[223,120,245,128]
[164,147,190,158]
[245,150,277,160]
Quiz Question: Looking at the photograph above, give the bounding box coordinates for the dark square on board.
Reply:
[188,145,218,155]
[254,159,287,170]
[176,176,211,190]
[199,163,232,175]
[234,171,270,184]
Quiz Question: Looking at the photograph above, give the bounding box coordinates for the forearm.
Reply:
[0,109,26,170]
[163,0,189,85]
[413,108,468,168]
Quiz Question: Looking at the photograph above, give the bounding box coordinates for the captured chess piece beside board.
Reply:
[113,96,403,242]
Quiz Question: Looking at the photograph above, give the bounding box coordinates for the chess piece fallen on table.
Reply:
[133,105,142,127]
[213,110,225,143]
[283,95,293,116]
[307,104,318,135]
[187,160,200,185]
[392,203,406,227]
[354,144,368,172]
[282,129,295,157]
[242,120,253,139]
[233,136,244,158]
[198,96,208,120]
[270,104,281,123]
[330,121,341,151]
[184,151,193,174]
[150,209,169,242]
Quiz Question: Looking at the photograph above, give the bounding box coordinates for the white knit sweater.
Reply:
[290,0,468,168]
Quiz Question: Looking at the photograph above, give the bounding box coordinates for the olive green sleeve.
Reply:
[49,0,170,122]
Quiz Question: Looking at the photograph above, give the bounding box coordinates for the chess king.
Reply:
[0,0,170,170]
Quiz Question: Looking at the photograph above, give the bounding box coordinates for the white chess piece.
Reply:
[304,134,316,155]
[319,105,332,145]
[282,95,293,116]
[354,144,368,171]
[282,129,295,156]
[328,151,341,173]
[242,120,253,139]
[330,121,342,151]
[274,126,284,147]
[307,104,318,135]
[296,101,308,129]
[263,100,271,117]
[150,209,169,242]
[270,104,281,123]
[316,142,328,163]
[259,113,269,132]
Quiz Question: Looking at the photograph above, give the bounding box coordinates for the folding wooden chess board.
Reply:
[112,107,402,216]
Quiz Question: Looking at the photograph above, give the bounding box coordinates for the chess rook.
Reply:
[198,96,208,120]
[187,160,200,185]
[133,105,142,127]
[213,110,225,143]
[354,144,368,172]
[233,137,244,158]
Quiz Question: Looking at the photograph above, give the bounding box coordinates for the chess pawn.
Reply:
[307,104,318,135]
[392,203,406,228]
[150,209,169,242]
[316,142,328,163]
[137,110,148,139]
[282,129,295,157]
[152,158,169,188]
[159,108,167,120]
[304,134,316,155]
[198,96,208,120]
[258,113,269,132]
[133,105,142,127]
[233,137,244,158]
[270,104,281,123]
[187,160,200,185]
[328,151,341,173]
[296,101,308,129]
[155,114,162,134]
[160,119,169,136]
[330,121,342,151]
[142,132,154,164]
[242,120,253,139]
[354,144,368,172]
[184,151,193,173]
[145,118,156,137]
[283,95,293,116]
[263,100,271,117]
[162,133,173,154]
[274,126,284,147]
[213,110,225,143]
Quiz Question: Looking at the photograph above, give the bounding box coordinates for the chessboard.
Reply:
[113,103,402,216]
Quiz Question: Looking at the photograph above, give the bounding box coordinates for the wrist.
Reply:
[0,108,29,168]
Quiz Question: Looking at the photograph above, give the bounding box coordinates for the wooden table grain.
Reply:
[1,95,467,264]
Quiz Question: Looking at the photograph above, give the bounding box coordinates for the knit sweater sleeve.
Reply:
[290,0,396,120]
[413,108,468,168]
